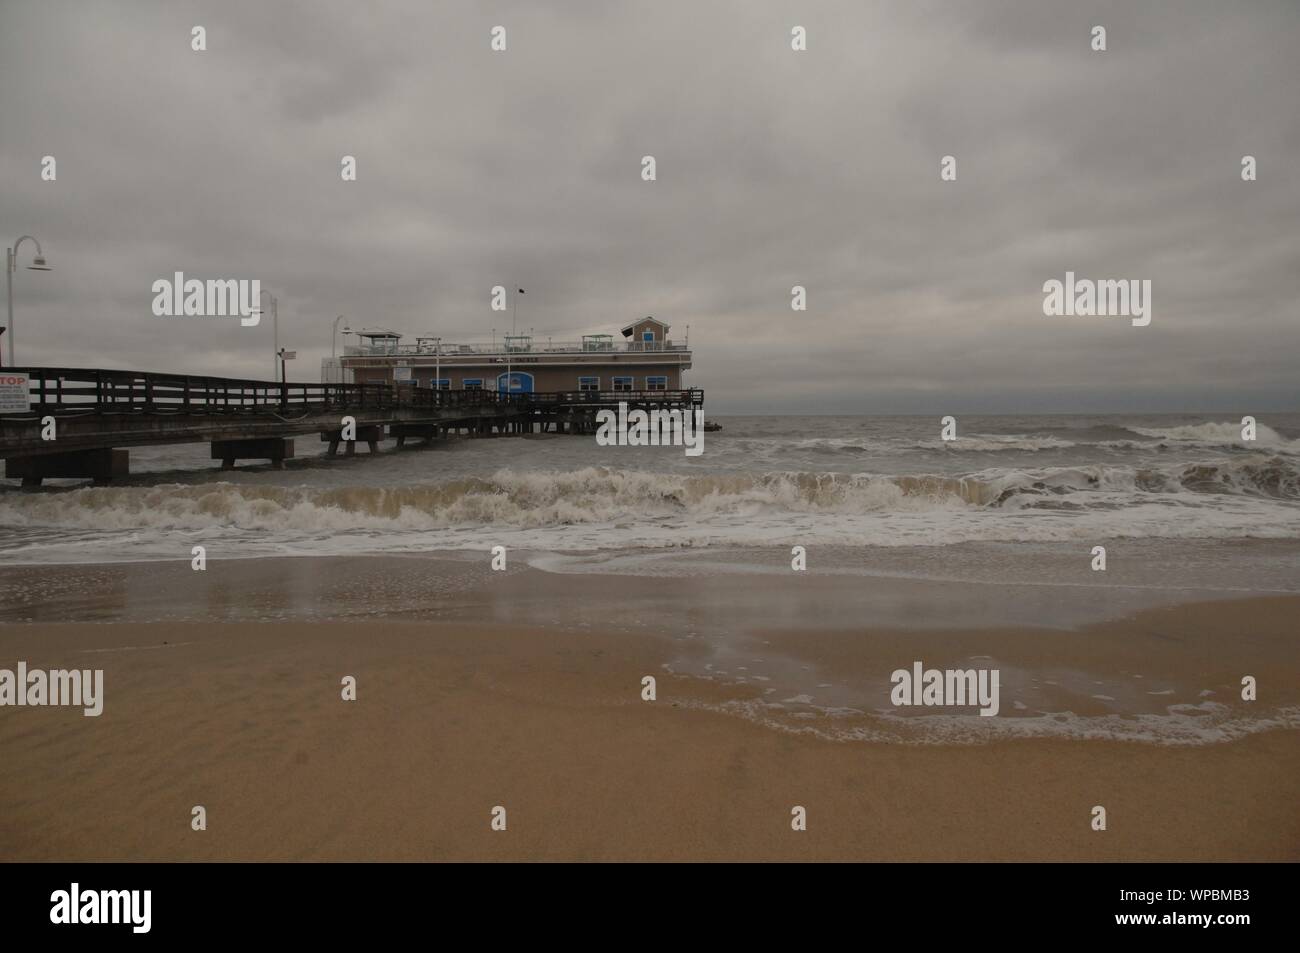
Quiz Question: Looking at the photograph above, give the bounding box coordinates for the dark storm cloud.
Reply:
[1,0,1296,411]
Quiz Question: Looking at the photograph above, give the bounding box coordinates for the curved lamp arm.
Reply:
[11,235,45,264]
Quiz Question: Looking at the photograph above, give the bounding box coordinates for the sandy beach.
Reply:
[1,562,1296,862]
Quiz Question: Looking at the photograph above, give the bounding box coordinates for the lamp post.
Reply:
[433,336,442,400]
[332,315,348,358]
[259,289,278,380]
[680,324,687,390]
[6,236,53,367]
[335,326,356,385]
[506,287,525,396]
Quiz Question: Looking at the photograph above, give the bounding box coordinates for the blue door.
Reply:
[496,372,534,393]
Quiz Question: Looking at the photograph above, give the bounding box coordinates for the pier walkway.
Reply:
[0,367,703,485]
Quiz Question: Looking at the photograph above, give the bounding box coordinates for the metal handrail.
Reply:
[4,368,702,415]
[6,367,526,414]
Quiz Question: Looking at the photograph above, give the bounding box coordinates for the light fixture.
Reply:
[6,235,53,366]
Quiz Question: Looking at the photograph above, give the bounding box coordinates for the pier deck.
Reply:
[0,367,703,483]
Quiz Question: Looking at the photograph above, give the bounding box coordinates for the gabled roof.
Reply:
[620,316,671,337]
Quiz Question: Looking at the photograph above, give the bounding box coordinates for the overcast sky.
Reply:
[2,0,1297,413]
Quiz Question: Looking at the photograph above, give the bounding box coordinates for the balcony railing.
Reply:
[343,340,690,358]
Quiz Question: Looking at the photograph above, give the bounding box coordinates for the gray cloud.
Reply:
[1,0,1296,411]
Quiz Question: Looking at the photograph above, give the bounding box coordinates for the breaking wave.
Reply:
[898,421,1300,454]
[2,457,1297,536]
[1129,421,1298,450]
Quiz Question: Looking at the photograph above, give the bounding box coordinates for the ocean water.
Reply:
[2,413,1300,585]
[4,413,1298,746]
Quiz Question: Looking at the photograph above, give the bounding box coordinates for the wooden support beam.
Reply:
[210,438,294,470]
[6,448,130,487]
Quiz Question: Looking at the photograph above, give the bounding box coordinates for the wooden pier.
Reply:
[0,367,704,485]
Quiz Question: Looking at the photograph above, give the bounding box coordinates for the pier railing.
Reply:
[5,368,702,415]
[527,389,704,407]
[1,368,707,469]
[7,367,526,415]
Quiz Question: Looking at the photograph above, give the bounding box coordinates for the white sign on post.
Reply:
[0,373,30,413]
[393,365,412,383]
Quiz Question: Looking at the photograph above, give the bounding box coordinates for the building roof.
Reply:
[620,316,671,337]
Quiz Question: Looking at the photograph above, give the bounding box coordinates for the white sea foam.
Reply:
[1131,421,1298,451]
[913,434,1081,452]
[2,455,1299,565]
[4,414,1299,565]
[681,697,1300,747]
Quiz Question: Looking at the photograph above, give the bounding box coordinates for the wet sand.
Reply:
[1,582,1297,861]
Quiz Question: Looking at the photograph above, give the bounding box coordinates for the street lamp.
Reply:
[334,326,357,386]
[6,235,53,367]
[506,287,524,395]
[327,318,354,384]
[259,289,278,381]
[432,336,442,399]
[332,315,349,358]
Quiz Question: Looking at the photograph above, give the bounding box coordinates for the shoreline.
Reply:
[2,557,1296,735]
[4,544,1298,618]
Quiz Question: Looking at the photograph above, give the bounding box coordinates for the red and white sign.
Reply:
[0,373,31,413]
